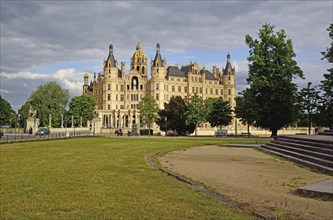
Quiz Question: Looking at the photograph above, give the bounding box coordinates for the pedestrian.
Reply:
[29,126,33,134]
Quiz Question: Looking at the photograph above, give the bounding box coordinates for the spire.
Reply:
[153,42,163,67]
[223,53,234,75]
[136,40,141,50]
[106,42,116,68]
[109,42,113,54]
[156,42,160,54]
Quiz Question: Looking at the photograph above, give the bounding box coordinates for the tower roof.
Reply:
[153,42,163,67]
[106,42,116,68]
[223,53,235,75]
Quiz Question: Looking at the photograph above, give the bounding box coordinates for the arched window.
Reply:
[136,66,140,72]
[142,66,145,74]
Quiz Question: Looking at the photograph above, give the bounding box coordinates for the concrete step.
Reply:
[276,137,333,149]
[273,139,333,155]
[261,144,333,168]
[267,142,333,161]
[257,146,333,174]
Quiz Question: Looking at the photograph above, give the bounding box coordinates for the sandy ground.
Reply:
[159,146,333,220]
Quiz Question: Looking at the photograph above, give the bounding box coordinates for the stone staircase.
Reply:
[258,136,333,174]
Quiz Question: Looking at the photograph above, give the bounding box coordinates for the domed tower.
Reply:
[131,40,148,78]
[222,53,236,109]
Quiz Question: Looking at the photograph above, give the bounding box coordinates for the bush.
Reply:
[139,129,154,136]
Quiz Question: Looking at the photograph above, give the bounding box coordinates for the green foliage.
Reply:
[235,89,257,126]
[298,82,320,133]
[244,23,303,136]
[185,94,206,136]
[138,95,159,135]
[0,95,16,127]
[156,96,195,135]
[18,82,69,127]
[67,95,97,127]
[317,24,333,129]
[206,97,233,129]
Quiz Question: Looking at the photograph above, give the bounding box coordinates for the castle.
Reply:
[83,41,236,132]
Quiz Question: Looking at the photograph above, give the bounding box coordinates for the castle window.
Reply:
[177,78,180,82]
[156,93,159,100]
[108,104,110,110]
[121,85,124,91]
[120,95,124,101]
[196,87,198,93]
[116,94,118,101]
[142,66,145,74]
[108,84,111,90]
[178,86,181,92]
[216,89,218,95]
[127,85,130,90]
[157,68,159,73]
[120,105,124,109]
[192,87,195,93]
[200,88,202,93]
[210,89,213,94]
[140,85,143,90]
[172,86,175,92]
[116,84,118,91]
[108,94,111,100]
[184,87,187,93]
[228,89,231,95]
[156,83,159,90]
[109,69,110,73]
[221,89,223,95]
[136,66,140,72]
[192,76,194,82]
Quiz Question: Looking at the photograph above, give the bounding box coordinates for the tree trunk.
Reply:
[148,124,151,137]
[195,123,198,136]
[247,123,250,138]
[271,129,278,137]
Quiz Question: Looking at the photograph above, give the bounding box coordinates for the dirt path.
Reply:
[159,146,333,220]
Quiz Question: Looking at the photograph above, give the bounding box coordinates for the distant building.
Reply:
[83,41,236,131]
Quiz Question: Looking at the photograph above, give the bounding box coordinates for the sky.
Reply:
[1,0,332,112]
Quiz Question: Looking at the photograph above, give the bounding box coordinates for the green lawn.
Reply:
[1,137,271,219]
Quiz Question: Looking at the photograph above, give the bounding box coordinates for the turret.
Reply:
[121,62,125,77]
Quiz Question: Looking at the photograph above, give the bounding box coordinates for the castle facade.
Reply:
[83,41,236,132]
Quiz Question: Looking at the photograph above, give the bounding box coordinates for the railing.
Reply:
[0,131,92,144]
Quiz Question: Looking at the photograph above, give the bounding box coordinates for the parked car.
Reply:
[36,128,50,135]
[166,129,178,136]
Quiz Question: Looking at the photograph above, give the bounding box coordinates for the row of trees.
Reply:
[9,82,97,128]
[139,95,233,136]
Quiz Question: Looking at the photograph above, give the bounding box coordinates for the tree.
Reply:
[244,24,304,137]
[235,89,258,137]
[138,94,159,136]
[67,95,97,127]
[0,95,16,127]
[317,24,333,129]
[206,97,233,130]
[298,82,320,134]
[156,96,195,136]
[19,82,69,127]
[185,94,206,136]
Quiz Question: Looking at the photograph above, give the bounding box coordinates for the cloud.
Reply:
[0,89,11,94]
[1,1,331,110]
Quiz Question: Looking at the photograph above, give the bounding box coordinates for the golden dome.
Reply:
[131,40,147,60]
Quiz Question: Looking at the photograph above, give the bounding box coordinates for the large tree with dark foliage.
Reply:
[235,89,257,137]
[0,95,16,127]
[244,24,303,136]
[19,82,69,127]
[298,82,320,134]
[67,95,97,127]
[317,24,333,129]
[185,94,206,136]
[156,96,195,136]
[206,97,233,129]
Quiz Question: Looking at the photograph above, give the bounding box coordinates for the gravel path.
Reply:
[159,145,333,220]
